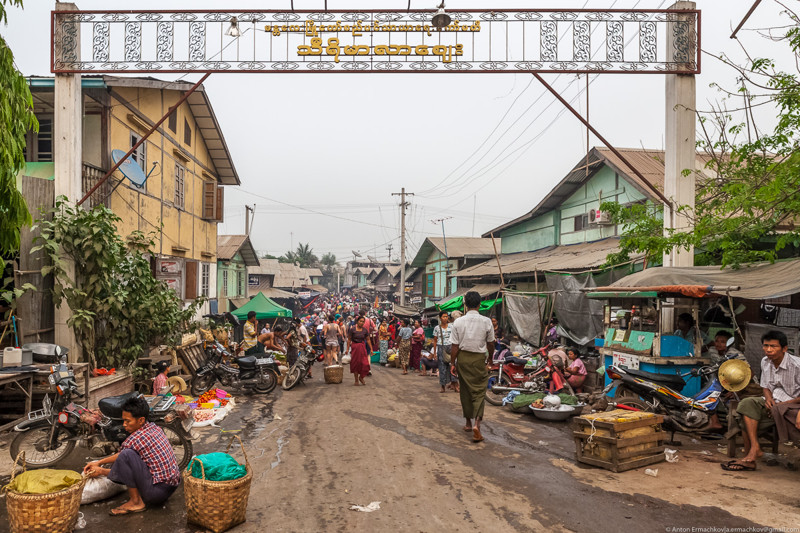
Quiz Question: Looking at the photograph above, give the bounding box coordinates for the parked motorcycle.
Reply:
[11,348,193,468]
[603,340,749,436]
[281,342,319,391]
[191,339,281,396]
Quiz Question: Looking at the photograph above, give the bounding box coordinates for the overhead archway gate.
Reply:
[52,8,698,74]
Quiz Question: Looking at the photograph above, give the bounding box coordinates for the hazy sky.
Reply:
[3,1,794,263]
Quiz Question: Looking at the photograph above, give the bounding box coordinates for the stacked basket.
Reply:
[324,364,344,384]
[4,453,86,533]
[185,436,253,533]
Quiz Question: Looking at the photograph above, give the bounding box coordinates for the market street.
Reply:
[4,364,797,533]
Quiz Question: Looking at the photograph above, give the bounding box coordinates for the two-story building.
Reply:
[23,75,239,320]
[216,235,259,313]
[409,237,497,308]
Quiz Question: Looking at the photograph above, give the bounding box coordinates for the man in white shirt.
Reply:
[450,291,495,443]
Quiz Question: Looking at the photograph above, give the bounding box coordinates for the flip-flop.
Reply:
[472,427,484,443]
[110,506,146,516]
[720,460,756,471]
[463,426,472,432]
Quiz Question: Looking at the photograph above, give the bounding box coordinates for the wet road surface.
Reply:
[0,365,768,532]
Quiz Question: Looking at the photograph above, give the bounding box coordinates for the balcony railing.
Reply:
[81,162,111,209]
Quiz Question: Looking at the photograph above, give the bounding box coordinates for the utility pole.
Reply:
[392,188,413,306]
[386,243,393,263]
[432,217,453,295]
[244,205,254,235]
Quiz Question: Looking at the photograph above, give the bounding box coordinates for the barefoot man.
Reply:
[722,330,800,471]
[450,291,495,443]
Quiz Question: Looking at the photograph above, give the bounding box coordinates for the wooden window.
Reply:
[222,269,228,297]
[185,261,198,300]
[184,118,192,146]
[237,271,244,297]
[202,182,216,220]
[215,186,224,222]
[168,110,177,133]
[201,263,210,297]
[130,131,146,172]
[426,273,435,297]
[174,163,185,209]
[574,214,588,232]
[35,117,54,162]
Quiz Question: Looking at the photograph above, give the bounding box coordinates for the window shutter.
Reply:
[202,182,216,220]
[215,186,224,222]
[185,261,198,300]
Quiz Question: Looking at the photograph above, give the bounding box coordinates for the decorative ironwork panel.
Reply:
[52,8,700,74]
[156,22,174,62]
[124,22,141,62]
[92,22,109,62]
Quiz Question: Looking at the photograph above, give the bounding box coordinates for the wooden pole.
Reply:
[490,232,505,290]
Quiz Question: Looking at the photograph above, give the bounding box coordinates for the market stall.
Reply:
[231,292,292,320]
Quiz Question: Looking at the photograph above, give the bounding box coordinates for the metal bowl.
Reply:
[529,405,574,421]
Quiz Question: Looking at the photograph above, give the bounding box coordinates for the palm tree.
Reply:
[291,243,318,268]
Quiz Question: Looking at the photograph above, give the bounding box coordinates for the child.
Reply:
[152,361,169,395]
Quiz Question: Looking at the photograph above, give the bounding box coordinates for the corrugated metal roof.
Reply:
[410,237,498,267]
[484,147,711,237]
[303,267,323,277]
[248,284,298,299]
[249,259,280,276]
[457,238,638,278]
[217,235,259,265]
[273,263,314,289]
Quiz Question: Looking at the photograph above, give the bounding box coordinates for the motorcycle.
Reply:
[486,342,574,406]
[11,348,193,468]
[190,339,282,396]
[603,339,748,437]
[281,342,319,391]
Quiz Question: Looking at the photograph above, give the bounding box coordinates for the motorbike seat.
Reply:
[235,355,256,369]
[98,391,142,419]
[504,355,529,367]
[624,367,686,388]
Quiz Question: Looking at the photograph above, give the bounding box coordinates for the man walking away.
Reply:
[450,291,495,443]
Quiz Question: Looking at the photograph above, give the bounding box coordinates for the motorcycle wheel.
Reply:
[254,369,277,394]
[485,372,513,407]
[191,374,216,396]
[611,397,652,412]
[154,421,193,471]
[10,421,75,467]
[282,364,303,391]
[613,385,639,399]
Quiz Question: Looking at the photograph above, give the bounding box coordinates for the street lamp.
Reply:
[431,2,451,30]
[226,16,241,38]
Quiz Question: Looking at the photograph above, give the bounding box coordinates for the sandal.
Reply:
[472,427,484,443]
[110,506,146,516]
[720,460,756,471]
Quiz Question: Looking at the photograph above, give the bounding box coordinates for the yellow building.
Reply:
[25,76,239,315]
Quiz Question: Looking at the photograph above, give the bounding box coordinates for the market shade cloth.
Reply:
[436,284,502,306]
[504,293,546,345]
[392,304,420,317]
[590,285,712,298]
[437,297,502,313]
[546,273,604,346]
[603,259,800,300]
[231,292,292,320]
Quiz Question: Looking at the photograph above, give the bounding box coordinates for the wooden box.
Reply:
[572,409,666,473]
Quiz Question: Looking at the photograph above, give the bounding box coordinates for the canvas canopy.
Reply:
[437,296,502,313]
[602,259,800,300]
[231,292,292,320]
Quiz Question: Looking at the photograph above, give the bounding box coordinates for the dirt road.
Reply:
[2,364,795,532]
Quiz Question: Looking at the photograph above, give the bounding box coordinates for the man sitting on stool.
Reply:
[84,396,180,515]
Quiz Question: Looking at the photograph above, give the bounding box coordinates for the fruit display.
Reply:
[197,388,230,407]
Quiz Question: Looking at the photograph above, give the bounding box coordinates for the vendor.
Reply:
[722,330,800,472]
[84,396,180,515]
[563,347,587,393]
[707,331,746,365]
[259,325,286,353]
[243,311,262,355]
[674,313,709,344]
[151,361,169,395]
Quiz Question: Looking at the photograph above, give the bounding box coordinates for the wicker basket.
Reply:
[4,453,86,533]
[324,365,344,384]
[185,435,253,533]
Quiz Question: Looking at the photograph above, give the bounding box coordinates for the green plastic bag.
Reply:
[189,452,247,481]
[4,469,82,494]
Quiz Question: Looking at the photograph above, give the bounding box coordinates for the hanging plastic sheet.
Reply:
[505,293,547,346]
[545,273,604,346]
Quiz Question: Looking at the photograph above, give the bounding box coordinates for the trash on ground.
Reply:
[644,468,658,477]
[665,448,679,463]
[350,501,381,512]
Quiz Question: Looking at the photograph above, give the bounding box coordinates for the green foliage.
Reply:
[281,242,318,268]
[0,0,37,256]
[320,252,337,268]
[34,198,204,369]
[605,18,800,269]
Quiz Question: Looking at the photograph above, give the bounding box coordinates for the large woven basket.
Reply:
[5,453,86,533]
[185,435,252,533]
[324,365,344,384]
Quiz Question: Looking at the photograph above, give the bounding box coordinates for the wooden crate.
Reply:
[572,409,666,473]
[176,342,207,374]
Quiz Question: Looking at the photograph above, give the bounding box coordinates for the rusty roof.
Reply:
[217,235,259,265]
[410,237,498,267]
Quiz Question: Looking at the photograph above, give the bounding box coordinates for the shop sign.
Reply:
[410,297,422,304]
[159,260,181,274]
[298,291,311,298]
[162,278,180,292]
[248,274,259,286]
[612,352,639,370]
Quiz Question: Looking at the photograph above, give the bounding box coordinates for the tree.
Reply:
[320,252,337,269]
[284,242,318,268]
[0,0,37,257]
[603,13,800,269]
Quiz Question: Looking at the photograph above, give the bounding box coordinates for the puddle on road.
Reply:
[271,435,288,469]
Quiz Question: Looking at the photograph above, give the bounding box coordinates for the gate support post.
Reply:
[54,2,82,362]
[663,1,697,269]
